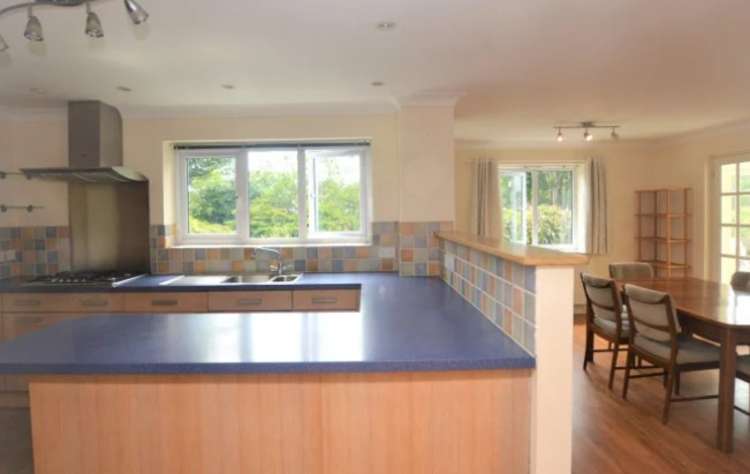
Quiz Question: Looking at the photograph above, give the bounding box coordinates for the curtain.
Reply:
[588,157,608,255]
[470,159,501,238]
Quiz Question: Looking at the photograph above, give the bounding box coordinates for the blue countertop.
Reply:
[0,273,534,374]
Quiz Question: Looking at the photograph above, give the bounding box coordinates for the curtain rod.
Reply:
[174,140,370,151]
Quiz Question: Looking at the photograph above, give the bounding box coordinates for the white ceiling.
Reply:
[0,0,749,145]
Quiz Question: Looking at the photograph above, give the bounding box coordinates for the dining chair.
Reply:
[735,356,750,416]
[730,272,750,292]
[622,284,720,424]
[580,273,630,389]
[609,262,655,280]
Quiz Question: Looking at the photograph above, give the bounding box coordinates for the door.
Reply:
[716,156,750,283]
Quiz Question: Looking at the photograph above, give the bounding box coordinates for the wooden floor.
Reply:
[1,321,749,474]
[573,317,750,474]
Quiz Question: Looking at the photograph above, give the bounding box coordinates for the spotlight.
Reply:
[584,129,593,142]
[124,0,149,25]
[556,128,564,142]
[85,2,104,38]
[24,6,43,42]
[611,128,620,140]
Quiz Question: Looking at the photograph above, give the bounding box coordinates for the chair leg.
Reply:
[622,350,634,400]
[608,342,619,390]
[583,328,594,370]
[662,368,676,424]
[675,370,681,396]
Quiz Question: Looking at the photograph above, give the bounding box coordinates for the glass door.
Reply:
[718,158,750,283]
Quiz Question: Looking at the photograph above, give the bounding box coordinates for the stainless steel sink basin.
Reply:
[221,274,302,284]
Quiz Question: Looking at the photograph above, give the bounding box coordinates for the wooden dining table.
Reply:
[617,277,750,453]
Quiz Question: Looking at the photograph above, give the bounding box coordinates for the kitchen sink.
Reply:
[221,273,302,284]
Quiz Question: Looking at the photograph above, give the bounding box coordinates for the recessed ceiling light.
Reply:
[376,21,396,31]
[116,86,132,92]
[371,81,384,87]
[221,84,236,90]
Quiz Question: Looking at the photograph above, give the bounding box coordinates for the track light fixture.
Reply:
[553,121,621,143]
[0,0,150,52]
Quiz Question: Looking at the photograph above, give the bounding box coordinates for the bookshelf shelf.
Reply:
[636,188,691,278]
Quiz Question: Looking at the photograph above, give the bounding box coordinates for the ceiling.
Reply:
[0,0,749,145]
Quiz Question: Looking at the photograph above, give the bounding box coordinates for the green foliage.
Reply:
[249,170,299,238]
[187,158,236,233]
[187,157,360,237]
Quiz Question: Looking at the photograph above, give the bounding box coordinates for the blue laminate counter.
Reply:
[0,273,534,374]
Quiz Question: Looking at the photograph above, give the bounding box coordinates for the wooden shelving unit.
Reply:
[635,188,691,278]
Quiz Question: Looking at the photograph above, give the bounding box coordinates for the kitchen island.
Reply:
[0,273,534,474]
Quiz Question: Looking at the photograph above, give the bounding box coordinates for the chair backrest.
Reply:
[580,273,623,326]
[623,284,680,343]
[730,272,750,291]
[609,262,655,280]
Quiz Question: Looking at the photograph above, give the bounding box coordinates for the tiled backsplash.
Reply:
[398,221,453,277]
[441,239,536,355]
[150,222,407,275]
[0,226,71,278]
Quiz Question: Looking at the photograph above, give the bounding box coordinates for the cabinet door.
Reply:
[208,291,292,311]
[1,293,123,313]
[2,313,87,392]
[124,293,209,313]
[292,290,360,311]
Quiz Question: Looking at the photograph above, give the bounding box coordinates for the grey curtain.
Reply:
[470,159,501,238]
[588,157,608,255]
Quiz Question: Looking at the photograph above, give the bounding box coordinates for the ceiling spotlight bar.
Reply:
[553,121,621,142]
[0,0,149,52]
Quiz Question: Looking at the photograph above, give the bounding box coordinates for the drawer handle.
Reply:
[237,298,263,306]
[311,296,338,305]
[80,300,109,308]
[151,299,179,307]
[14,299,41,307]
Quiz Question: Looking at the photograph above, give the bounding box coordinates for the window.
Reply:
[716,156,750,283]
[176,143,370,245]
[499,165,582,250]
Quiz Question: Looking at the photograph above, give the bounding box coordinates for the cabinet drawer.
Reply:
[124,292,209,313]
[2,313,88,392]
[1,293,123,313]
[208,291,292,311]
[292,289,360,311]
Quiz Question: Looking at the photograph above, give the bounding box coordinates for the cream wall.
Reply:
[648,121,750,281]
[455,142,656,305]
[0,115,68,228]
[122,113,401,225]
[398,105,455,222]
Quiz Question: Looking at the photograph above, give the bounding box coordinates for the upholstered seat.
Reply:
[580,273,630,390]
[737,355,750,378]
[622,284,720,424]
[594,318,631,338]
[633,335,720,365]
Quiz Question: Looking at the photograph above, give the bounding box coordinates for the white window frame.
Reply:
[175,143,370,246]
[498,164,581,252]
[711,152,750,282]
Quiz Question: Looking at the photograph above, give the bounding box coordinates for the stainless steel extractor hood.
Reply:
[21,101,147,183]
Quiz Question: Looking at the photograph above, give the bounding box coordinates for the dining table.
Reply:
[617,277,750,453]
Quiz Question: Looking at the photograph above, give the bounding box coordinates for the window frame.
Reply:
[712,153,750,283]
[175,143,371,246]
[498,164,581,251]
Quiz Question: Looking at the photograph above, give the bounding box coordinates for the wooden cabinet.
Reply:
[292,289,360,311]
[124,292,209,313]
[2,313,88,391]
[208,291,292,311]
[2,293,124,313]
